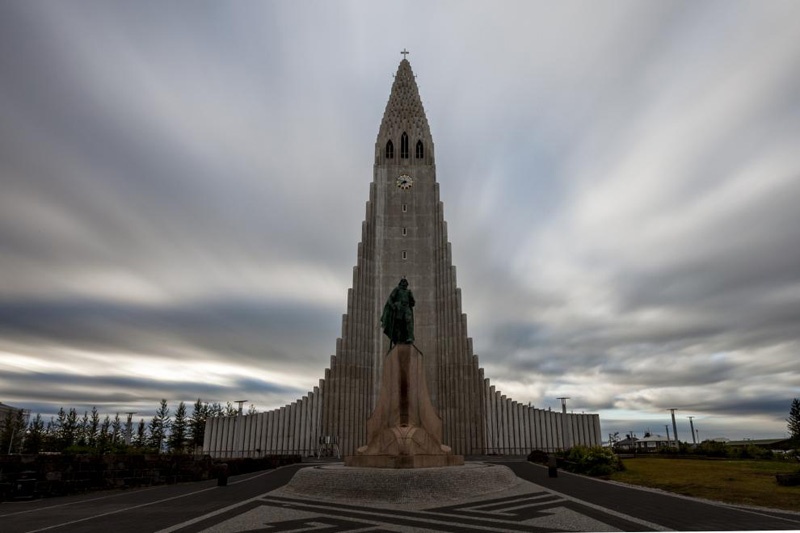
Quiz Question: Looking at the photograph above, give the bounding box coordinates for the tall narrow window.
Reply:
[402,227,407,236]
[385,140,394,159]
[400,132,409,158]
[402,250,407,260]
[416,140,424,159]
[402,203,407,213]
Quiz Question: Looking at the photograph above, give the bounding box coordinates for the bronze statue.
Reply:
[381,278,415,347]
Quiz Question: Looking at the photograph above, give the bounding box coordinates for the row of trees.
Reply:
[1,399,255,455]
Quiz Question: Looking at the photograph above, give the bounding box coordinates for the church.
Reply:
[203,56,601,458]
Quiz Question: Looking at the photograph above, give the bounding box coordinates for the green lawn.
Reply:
[609,457,800,512]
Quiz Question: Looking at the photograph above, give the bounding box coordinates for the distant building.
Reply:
[614,436,638,452]
[0,402,23,421]
[726,438,794,451]
[634,434,672,452]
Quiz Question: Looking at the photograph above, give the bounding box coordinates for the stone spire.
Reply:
[375,59,434,164]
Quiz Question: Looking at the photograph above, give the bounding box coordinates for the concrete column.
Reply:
[244,414,253,456]
[277,407,286,454]
[555,412,564,450]
[521,405,530,453]
[508,398,519,455]
[313,384,322,454]
[264,409,274,453]
[288,403,297,454]
[484,380,494,454]
[203,417,213,456]
[544,409,553,451]
[299,396,308,455]
[217,417,227,458]
[208,417,219,457]
[255,412,265,455]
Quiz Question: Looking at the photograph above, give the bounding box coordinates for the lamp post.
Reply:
[688,416,697,445]
[667,409,679,447]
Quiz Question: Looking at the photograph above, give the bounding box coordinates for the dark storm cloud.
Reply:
[0,297,339,369]
[1,371,299,405]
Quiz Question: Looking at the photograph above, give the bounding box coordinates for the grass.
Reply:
[609,457,800,512]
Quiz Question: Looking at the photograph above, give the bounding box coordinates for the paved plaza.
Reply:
[2,460,799,532]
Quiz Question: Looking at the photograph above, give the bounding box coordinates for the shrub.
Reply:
[695,440,729,458]
[562,446,625,476]
[527,449,549,464]
[732,445,773,460]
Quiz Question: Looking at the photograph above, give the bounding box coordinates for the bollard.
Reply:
[547,455,558,478]
[216,463,229,487]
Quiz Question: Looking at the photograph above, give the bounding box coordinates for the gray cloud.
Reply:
[1,1,799,439]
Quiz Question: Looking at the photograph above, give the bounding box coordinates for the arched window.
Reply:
[400,132,409,159]
[385,140,394,159]
[415,140,424,159]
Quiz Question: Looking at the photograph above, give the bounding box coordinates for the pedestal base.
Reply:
[278,463,518,504]
[351,344,461,468]
[345,453,464,469]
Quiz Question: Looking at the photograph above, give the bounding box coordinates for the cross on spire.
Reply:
[401,48,410,59]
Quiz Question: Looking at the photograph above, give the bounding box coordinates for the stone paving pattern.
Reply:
[158,461,800,532]
[4,461,800,532]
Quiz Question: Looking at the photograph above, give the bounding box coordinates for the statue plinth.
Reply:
[345,344,464,468]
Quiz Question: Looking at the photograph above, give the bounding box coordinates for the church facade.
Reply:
[203,58,601,457]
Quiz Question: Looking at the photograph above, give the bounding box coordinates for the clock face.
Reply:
[396,174,413,190]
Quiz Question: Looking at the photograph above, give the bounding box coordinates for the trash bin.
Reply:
[216,463,229,487]
[547,455,558,478]
[14,471,37,499]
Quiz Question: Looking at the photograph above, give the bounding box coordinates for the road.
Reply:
[0,465,304,533]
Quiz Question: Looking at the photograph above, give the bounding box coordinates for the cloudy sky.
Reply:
[1,1,798,442]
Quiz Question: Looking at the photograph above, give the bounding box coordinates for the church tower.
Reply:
[202,56,602,459]
[320,56,486,456]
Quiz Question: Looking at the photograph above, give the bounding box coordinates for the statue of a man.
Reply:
[381,278,415,346]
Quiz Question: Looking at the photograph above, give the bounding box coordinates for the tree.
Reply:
[24,414,45,454]
[0,410,15,453]
[189,399,208,451]
[43,417,57,452]
[133,418,147,448]
[88,407,100,447]
[148,399,171,453]
[56,408,79,451]
[110,413,122,447]
[96,415,111,453]
[207,402,224,417]
[77,411,90,447]
[0,409,27,454]
[168,401,188,453]
[788,398,800,444]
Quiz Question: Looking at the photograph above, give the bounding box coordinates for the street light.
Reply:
[667,409,679,446]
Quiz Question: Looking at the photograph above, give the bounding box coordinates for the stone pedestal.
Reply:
[345,344,464,468]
